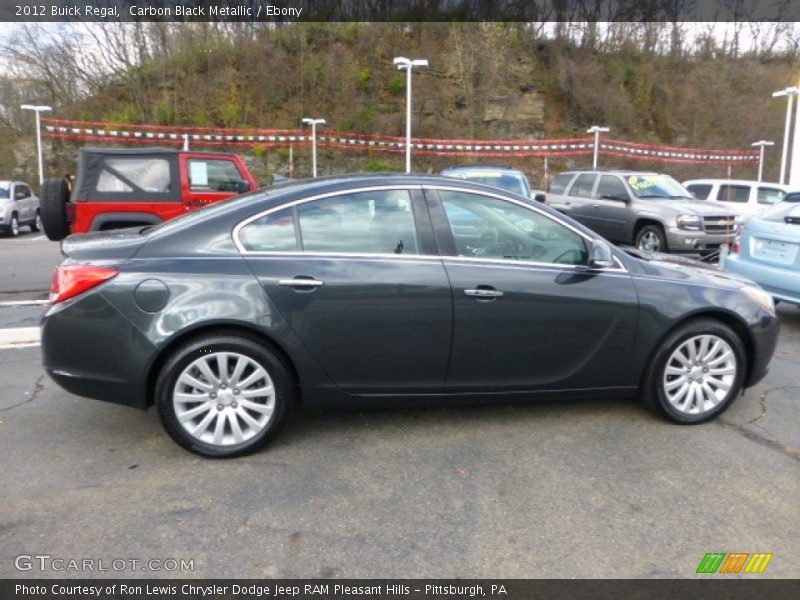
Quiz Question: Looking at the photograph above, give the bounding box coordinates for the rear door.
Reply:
[181,154,251,211]
[563,173,598,230]
[589,174,634,243]
[238,186,453,395]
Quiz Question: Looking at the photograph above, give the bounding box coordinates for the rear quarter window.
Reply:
[548,174,574,195]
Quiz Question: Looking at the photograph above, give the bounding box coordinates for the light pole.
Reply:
[302,117,326,178]
[393,56,428,173]
[751,140,774,182]
[772,87,799,184]
[587,125,610,169]
[20,104,52,186]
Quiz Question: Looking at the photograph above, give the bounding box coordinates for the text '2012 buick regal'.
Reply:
[41,175,779,457]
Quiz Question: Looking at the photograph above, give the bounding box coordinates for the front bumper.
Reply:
[666,228,735,253]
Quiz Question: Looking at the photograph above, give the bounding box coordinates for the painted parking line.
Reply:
[0,327,41,349]
[0,300,49,307]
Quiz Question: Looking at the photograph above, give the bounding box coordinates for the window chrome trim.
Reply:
[232,185,422,255]
[422,184,628,272]
[232,182,627,273]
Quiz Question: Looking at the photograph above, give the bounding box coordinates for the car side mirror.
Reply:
[588,239,614,269]
[533,192,546,203]
[237,180,251,194]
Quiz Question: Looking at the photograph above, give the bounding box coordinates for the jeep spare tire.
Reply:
[41,178,71,241]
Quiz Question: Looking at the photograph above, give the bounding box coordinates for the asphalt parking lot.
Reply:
[0,236,798,579]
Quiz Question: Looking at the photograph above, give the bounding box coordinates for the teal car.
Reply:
[725,195,800,305]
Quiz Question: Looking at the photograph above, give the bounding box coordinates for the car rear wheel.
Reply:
[642,318,745,423]
[41,178,71,241]
[635,224,666,253]
[156,335,291,457]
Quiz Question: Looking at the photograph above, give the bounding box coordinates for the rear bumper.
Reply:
[41,292,155,409]
[725,254,800,305]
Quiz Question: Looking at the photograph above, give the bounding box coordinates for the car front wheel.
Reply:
[635,224,666,253]
[156,335,292,457]
[643,318,746,423]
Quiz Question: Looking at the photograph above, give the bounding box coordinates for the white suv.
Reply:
[683,179,792,220]
[0,180,41,237]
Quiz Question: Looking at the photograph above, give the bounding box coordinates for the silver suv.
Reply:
[546,170,738,254]
[0,180,41,237]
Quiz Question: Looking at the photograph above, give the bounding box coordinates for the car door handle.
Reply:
[464,287,503,299]
[278,277,324,288]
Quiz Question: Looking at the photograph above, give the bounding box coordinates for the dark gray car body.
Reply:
[41,175,778,412]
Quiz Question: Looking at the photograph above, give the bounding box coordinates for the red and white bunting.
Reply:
[42,119,758,165]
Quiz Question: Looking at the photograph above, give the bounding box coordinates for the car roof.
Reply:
[558,169,662,176]
[78,147,240,157]
[441,165,525,175]
[682,178,790,188]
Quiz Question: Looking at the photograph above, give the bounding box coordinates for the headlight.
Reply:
[741,285,775,314]
[676,214,702,230]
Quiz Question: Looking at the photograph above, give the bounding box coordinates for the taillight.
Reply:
[731,229,742,254]
[50,265,119,305]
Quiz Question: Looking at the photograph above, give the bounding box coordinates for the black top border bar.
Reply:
[2,1,800,23]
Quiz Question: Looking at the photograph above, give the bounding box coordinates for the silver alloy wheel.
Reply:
[35,212,42,231]
[173,351,276,446]
[662,334,736,415]
[638,230,660,252]
[10,216,19,236]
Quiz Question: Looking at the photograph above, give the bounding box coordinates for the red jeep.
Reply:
[41,148,258,240]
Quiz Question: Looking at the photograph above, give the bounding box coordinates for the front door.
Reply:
[427,188,639,392]
[240,187,452,394]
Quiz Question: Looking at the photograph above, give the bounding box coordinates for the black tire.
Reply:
[6,213,20,237]
[30,209,42,232]
[156,335,292,458]
[641,318,746,424]
[635,224,667,253]
[41,178,71,241]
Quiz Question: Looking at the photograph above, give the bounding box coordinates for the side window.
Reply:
[96,158,171,193]
[757,187,786,205]
[189,159,245,192]
[439,191,588,265]
[298,190,419,255]
[14,185,30,199]
[716,184,750,203]
[548,173,574,195]
[568,174,597,198]
[238,207,297,252]
[596,176,629,200]
[686,184,712,199]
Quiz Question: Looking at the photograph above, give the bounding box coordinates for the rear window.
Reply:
[569,174,597,198]
[96,158,171,194]
[686,184,712,199]
[716,184,750,203]
[549,173,574,195]
[761,201,800,223]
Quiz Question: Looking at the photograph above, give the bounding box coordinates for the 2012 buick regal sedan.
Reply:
[41,175,779,457]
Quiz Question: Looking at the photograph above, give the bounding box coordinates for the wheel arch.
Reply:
[145,322,301,408]
[633,217,666,243]
[638,309,754,392]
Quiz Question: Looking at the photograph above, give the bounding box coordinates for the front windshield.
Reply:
[448,172,528,196]
[626,174,692,199]
[0,187,9,199]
